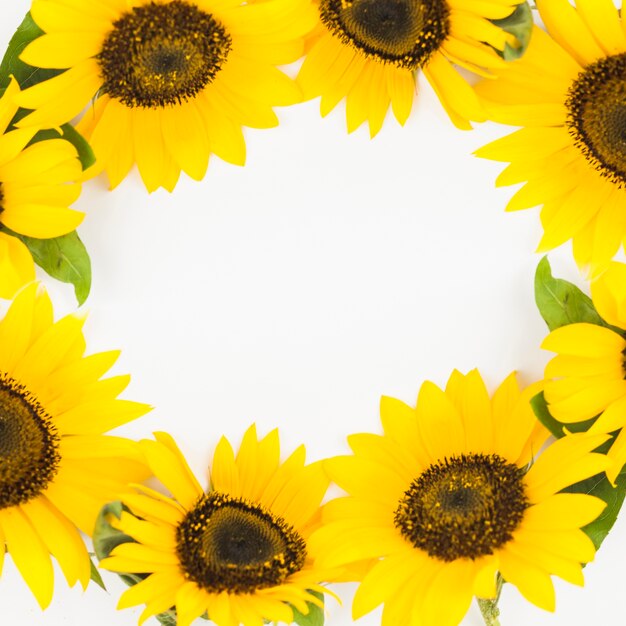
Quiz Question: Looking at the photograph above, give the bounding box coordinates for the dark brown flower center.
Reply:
[176,492,307,593]
[0,373,60,509]
[567,53,626,188]
[98,0,231,108]
[319,0,450,69]
[394,453,528,561]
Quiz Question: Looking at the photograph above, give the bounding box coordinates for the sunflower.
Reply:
[296,0,525,136]
[309,370,609,625]
[0,77,83,299]
[542,261,626,484]
[0,283,150,608]
[100,425,333,626]
[474,0,626,276]
[15,0,317,192]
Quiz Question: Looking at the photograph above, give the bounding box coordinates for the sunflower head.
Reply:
[394,452,528,562]
[0,283,150,608]
[475,0,626,276]
[100,427,332,626]
[97,0,232,109]
[0,78,83,298]
[318,0,451,70]
[310,370,608,625]
[17,0,317,191]
[0,372,61,509]
[297,0,525,135]
[542,261,626,484]
[566,52,626,189]
[176,491,308,594]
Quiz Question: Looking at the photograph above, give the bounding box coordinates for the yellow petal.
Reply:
[591,261,626,328]
[416,380,466,460]
[536,0,605,65]
[21,496,90,589]
[139,439,203,509]
[0,234,35,299]
[161,103,209,181]
[524,433,609,502]
[176,582,209,626]
[498,547,556,611]
[573,0,626,56]
[20,32,105,69]
[15,60,101,128]
[0,506,53,608]
[1,203,84,238]
[423,52,485,126]
[542,323,625,358]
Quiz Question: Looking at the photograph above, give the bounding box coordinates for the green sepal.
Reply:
[89,554,106,591]
[530,392,626,550]
[28,123,96,171]
[491,2,533,61]
[534,256,610,331]
[155,611,179,626]
[292,591,324,626]
[0,12,62,93]
[2,228,92,305]
[564,468,626,550]
[93,501,144,588]
[93,502,135,561]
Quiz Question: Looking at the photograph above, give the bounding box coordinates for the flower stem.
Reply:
[477,574,503,626]
[477,597,501,626]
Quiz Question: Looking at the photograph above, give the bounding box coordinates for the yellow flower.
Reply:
[310,370,608,626]
[297,0,523,136]
[0,78,83,298]
[0,283,150,608]
[100,426,332,626]
[16,0,317,192]
[475,0,626,277]
[543,261,626,483]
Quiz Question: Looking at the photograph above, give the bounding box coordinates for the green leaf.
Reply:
[491,2,533,61]
[563,468,626,550]
[59,123,96,170]
[534,256,607,331]
[293,591,324,626]
[89,555,106,591]
[11,230,92,305]
[0,12,62,93]
[530,392,626,550]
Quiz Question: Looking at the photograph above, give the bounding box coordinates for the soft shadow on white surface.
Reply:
[2,1,626,625]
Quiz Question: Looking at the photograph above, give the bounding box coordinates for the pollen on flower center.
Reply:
[318,0,450,69]
[176,492,307,593]
[97,0,232,109]
[394,453,528,561]
[0,372,60,509]
[566,53,626,188]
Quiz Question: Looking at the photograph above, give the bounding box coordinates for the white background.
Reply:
[2,1,626,624]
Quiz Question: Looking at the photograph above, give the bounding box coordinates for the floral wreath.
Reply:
[1,1,625,626]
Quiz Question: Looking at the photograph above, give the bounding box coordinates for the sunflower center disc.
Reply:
[394,453,528,561]
[176,492,307,593]
[98,0,232,108]
[567,53,626,187]
[0,373,60,509]
[319,0,450,69]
